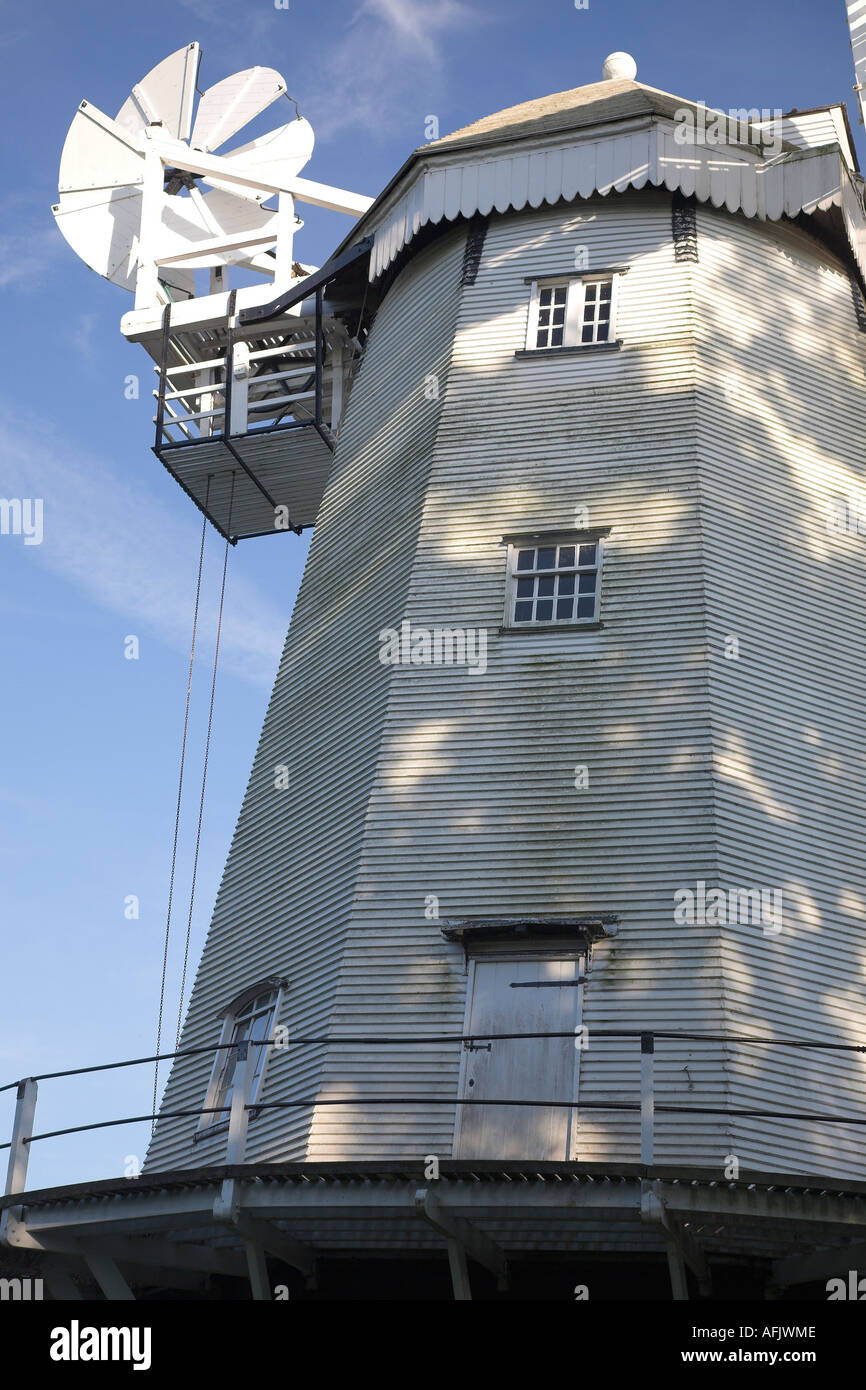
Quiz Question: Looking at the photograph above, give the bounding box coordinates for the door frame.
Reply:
[452,944,589,1160]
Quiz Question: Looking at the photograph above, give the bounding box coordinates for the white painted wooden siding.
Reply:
[150,184,866,1184]
[144,228,466,1171]
[694,204,866,1178]
[308,191,730,1167]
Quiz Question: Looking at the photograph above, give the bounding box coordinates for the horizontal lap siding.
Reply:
[310,193,729,1163]
[144,231,465,1171]
[696,205,866,1177]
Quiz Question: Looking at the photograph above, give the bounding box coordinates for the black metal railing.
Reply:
[4,1029,866,1198]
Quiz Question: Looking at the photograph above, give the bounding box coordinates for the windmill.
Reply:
[53,43,374,541]
[8,18,866,1303]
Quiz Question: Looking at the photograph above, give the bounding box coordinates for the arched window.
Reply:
[197,978,285,1134]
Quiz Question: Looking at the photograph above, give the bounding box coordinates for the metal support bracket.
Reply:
[0,1205,36,1250]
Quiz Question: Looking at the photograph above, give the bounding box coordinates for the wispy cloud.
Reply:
[0,410,289,687]
[71,312,98,364]
[353,0,477,61]
[0,227,64,291]
[174,0,484,142]
[307,0,483,140]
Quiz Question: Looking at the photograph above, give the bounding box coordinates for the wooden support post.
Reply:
[641,1183,706,1300]
[330,339,343,432]
[225,1042,256,1166]
[245,1241,272,1301]
[445,1239,472,1301]
[415,1188,506,1297]
[314,287,323,427]
[86,1253,136,1302]
[665,1236,690,1302]
[4,1078,37,1197]
[198,367,215,440]
[274,192,296,295]
[233,1215,317,1286]
[134,148,164,312]
[229,340,249,438]
[640,1033,654,1166]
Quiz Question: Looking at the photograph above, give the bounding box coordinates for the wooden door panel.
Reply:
[457,957,581,1160]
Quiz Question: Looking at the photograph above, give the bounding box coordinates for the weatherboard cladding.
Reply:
[694,206,866,1178]
[150,183,866,1177]
[144,229,465,1171]
[307,190,728,1164]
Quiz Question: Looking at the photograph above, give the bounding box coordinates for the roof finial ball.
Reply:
[602,51,638,81]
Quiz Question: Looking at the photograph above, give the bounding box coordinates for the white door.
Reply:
[455,957,584,1160]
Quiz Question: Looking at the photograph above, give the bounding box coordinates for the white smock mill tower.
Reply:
[4,29,866,1301]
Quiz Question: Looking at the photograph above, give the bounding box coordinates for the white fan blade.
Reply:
[59,103,144,195]
[115,43,200,142]
[157,189,279,268]
[52,185,195,298]
[190,66,287,152]
[203,119,315,203]
[53,185,143,286]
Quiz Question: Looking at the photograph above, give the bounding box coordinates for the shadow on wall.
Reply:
[310,197,866,1176]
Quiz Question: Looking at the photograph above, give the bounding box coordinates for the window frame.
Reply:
[501,530,608,632]
[195,976,287,1138]
[523,268,625,353]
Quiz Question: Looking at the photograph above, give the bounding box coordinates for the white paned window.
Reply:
[535,283,569,348]
[524,274,620,350]
[200,985,280,1131]
[506,538,602,627]
[580,278,614,343]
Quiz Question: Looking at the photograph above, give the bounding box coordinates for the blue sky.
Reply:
[0,0,860,1188]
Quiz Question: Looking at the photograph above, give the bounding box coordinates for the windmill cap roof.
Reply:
[423,78,707,154]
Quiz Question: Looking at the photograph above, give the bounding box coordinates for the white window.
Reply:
[505,537,602,627]
[199,983,281,1132]
[534,283,569,348]
[524,273,620,350]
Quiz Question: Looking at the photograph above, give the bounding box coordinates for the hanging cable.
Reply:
[152,478,212,1133]
[175,472,237,1049]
